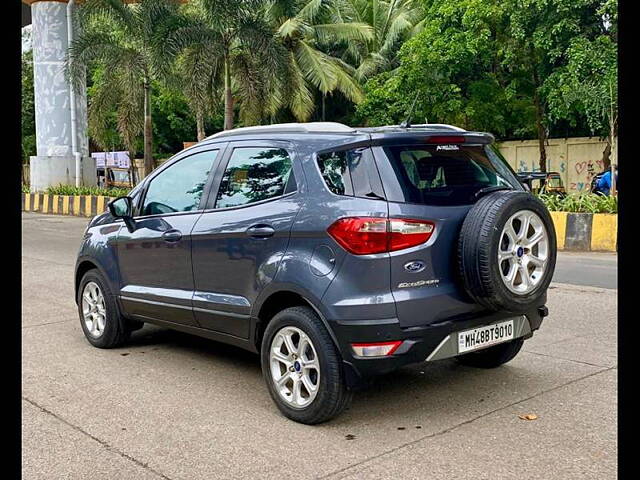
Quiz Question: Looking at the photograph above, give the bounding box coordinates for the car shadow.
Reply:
[125,324,537,426]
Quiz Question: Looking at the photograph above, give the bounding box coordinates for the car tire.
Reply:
[261,306,352,425]
[77,269,131,348]
[455,337,524,368]
[458,191,557,313]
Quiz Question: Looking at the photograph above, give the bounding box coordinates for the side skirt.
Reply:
[129,313,259,354]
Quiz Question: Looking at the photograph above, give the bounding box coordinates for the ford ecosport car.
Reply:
[75,122,556,424]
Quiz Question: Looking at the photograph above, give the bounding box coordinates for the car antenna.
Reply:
[399,92,420,128]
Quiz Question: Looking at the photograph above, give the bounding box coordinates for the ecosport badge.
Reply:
[436,145,459,151]
[397,279,440,289]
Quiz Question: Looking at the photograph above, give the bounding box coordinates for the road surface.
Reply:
[22,213,617,479]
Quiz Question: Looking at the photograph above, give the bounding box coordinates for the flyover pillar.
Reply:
[27,0,95,191]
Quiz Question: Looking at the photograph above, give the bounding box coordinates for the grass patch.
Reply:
[537,193,617,214]
[42,185,131,197]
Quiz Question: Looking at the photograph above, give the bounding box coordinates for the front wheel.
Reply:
[261,306,352,424]
[77,269,131,348]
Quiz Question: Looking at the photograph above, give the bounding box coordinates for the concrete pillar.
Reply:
[29,0,95,192]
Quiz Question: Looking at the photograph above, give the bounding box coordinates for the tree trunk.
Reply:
[533,89,547,173]
[196,111,206,141]
[322,94,326,121]
[223,58,234,130]
[601,139,611,171]
[143,81,154,178]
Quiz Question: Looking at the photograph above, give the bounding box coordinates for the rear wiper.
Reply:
[474,186,513,199]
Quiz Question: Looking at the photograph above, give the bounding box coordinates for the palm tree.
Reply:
[68,0,183,176]
[335,0,425,81]
[266,0,374,121]
[165,0,288,130]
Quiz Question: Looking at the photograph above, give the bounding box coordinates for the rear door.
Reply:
[190,141,302,338]
[372,140,522,327]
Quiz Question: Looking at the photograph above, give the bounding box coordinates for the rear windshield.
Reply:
[381,144,521,206]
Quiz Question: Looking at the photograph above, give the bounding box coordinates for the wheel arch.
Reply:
[74,258,115,304]
[253,286,340,354]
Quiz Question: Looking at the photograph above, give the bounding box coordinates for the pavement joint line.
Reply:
[22,396,175,480]
[22,255,75,267]
[22,319,72,329]
[523,349,616,369]
[318,366,615,480]
[549,281,616,293]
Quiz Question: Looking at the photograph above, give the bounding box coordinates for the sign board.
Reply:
[92,151,131,169]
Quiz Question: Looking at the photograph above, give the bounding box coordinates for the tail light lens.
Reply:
[327,217,435,255]
[351,341,402,357]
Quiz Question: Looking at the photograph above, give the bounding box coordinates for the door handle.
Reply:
[246,225,275,238]
[162,229,182,243]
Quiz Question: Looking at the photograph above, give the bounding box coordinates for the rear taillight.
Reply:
[327,217,434,255]
[426,135,465,144]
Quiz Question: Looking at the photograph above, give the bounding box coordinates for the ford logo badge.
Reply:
[404,261,426,273]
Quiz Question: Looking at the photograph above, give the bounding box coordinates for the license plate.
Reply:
[458,320,514,354]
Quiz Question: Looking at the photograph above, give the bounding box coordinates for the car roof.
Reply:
[195,122,494,151]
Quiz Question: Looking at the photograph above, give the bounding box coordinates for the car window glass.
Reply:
[141,150,217,216]
[317,151,353,196]
[382,144,520,206]
[215,147,294,209]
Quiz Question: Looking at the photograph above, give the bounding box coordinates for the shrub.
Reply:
[537,193,617,214]
[43,185,131,198]
[22,184,30,193]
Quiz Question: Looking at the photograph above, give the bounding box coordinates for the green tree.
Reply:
[336,0,425,81]
[165,0,287,130]
[499,0,608,171]
[355,0,611,173]
[545,1,617,168]
[21,49,36,178]
[266,0,373,121]
[356,0,527,134]
[68,0,184,176]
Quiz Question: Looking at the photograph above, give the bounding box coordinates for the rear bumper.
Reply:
[330,305,547,388]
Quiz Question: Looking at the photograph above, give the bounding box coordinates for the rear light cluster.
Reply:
[351,341,402,357]
[327,217,435,255]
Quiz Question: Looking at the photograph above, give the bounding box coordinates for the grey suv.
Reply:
[75,122,556,424]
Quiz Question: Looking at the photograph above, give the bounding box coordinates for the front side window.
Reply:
[141,150,217,216]
[215,147,295,209]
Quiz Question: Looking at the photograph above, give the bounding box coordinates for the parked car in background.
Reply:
[75,122,557,424]
[517,171,566,196]
[97,167,136,190]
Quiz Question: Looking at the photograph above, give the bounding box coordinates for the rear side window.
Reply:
[381,144,521,206]
[215,147,295,209]
[317,148,385,199]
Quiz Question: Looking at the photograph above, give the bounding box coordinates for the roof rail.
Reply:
[206,122,355,140]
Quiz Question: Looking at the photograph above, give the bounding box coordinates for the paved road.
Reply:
[22,213,617,479]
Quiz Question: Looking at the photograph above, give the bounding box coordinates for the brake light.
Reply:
[351,341,402,357]
[327,217,435,255]
[426,135,465,144]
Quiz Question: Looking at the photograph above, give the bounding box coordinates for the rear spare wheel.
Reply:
[458,191,556,312]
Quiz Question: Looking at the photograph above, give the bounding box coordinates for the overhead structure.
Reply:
[23,0,95,191]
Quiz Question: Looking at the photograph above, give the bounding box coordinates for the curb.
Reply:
[22,193,115,217]
[549,212,617,252]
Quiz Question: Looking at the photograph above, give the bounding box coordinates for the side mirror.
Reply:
[108,196,136,232]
